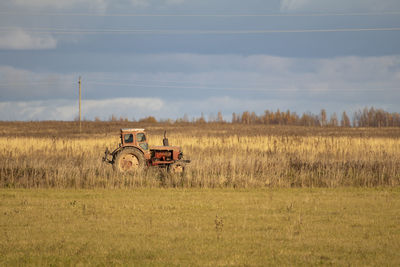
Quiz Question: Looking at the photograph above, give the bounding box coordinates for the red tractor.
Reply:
[103,128,190,172]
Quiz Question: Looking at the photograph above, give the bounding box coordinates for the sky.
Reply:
[0,0,400,121]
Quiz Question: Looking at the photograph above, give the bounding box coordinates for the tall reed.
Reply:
[1,125,399,188]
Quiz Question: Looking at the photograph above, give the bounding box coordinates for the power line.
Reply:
[1,11,400,17]
[86,81,399,93]
[88,81,271,91]
[0,80,397,94]
[0,82,75,87]
[80,76,400,88]
[1,27,400,35]
[86,78,200,85]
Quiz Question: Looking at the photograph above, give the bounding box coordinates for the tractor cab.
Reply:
[120,128,149,151]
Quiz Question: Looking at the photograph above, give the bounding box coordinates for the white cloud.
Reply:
[0,29,57,50]
[83,97,164,120]
[1,92,398,121]
[0,95,307,121]
[0,100,73,121]
[0,97,164,121]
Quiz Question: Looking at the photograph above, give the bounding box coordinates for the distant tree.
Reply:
[191,106,400,127]
[368,107,376,127]
[275,109,281,125]
[394,113,400,127]
[284,110,290,125]
[250,112,258,124]
[119,116,129,122]
[320,109,327,127]
[340,111,351,127]
[300,113,308,126]
[195,117,206,124]
[329,113,338,127]
[110,114,117,122]
[195,113,206,124]
[270,111,276,124]
[290,111,299,125]
[361,107,370,127]
[375,109,385,127]
[139,116,157,123]
[300,112,314,126]
[241,111,251,124]
[263,110,270,125]
[232,112,239,123]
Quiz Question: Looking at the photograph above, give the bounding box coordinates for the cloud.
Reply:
[0,66,74,100]
[0,97,164,121]
[0,95,307,121]
[0,29,57,50]
[83,97,165,120]
[1,54,399,120]
[280,0,400,12]
[0,100,73,121]
[2,93,397,122]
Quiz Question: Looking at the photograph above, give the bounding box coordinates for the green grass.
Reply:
[1,188,400,266]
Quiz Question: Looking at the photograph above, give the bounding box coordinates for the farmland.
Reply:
[1,188,400,266]
[0,121,400,265]
[0,121,399,188]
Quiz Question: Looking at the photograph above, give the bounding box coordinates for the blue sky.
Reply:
[0,0,400,121]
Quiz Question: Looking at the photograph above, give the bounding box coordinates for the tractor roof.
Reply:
[120,128,145,132]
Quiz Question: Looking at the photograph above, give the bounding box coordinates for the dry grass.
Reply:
[1,188,399,266]
[0,122,399,188]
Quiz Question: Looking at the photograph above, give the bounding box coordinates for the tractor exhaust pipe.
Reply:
[163,131,169,146]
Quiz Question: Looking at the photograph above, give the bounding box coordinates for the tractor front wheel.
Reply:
[168,162,186,173]
[113,148,145,172]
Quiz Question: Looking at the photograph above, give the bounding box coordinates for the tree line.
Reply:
[234,107,400,127]
[105,107,400,127]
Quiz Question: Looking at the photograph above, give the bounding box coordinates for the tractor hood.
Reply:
[150,146,181,151]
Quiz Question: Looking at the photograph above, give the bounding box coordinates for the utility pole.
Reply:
[79,76,82,133]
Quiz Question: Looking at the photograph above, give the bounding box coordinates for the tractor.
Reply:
[102,128,190,172]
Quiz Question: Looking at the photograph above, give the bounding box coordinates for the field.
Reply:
[0,121,400,188]
[0,122,400,265]
[1,188,400,266]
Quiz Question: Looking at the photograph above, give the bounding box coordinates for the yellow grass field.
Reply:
[0,122,399,188]
[0,188,399,266]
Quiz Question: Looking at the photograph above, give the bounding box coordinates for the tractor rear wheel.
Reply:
[113,148,145,172]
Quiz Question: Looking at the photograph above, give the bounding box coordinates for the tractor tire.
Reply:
[113,147,145,172]
[168,162,186,173]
